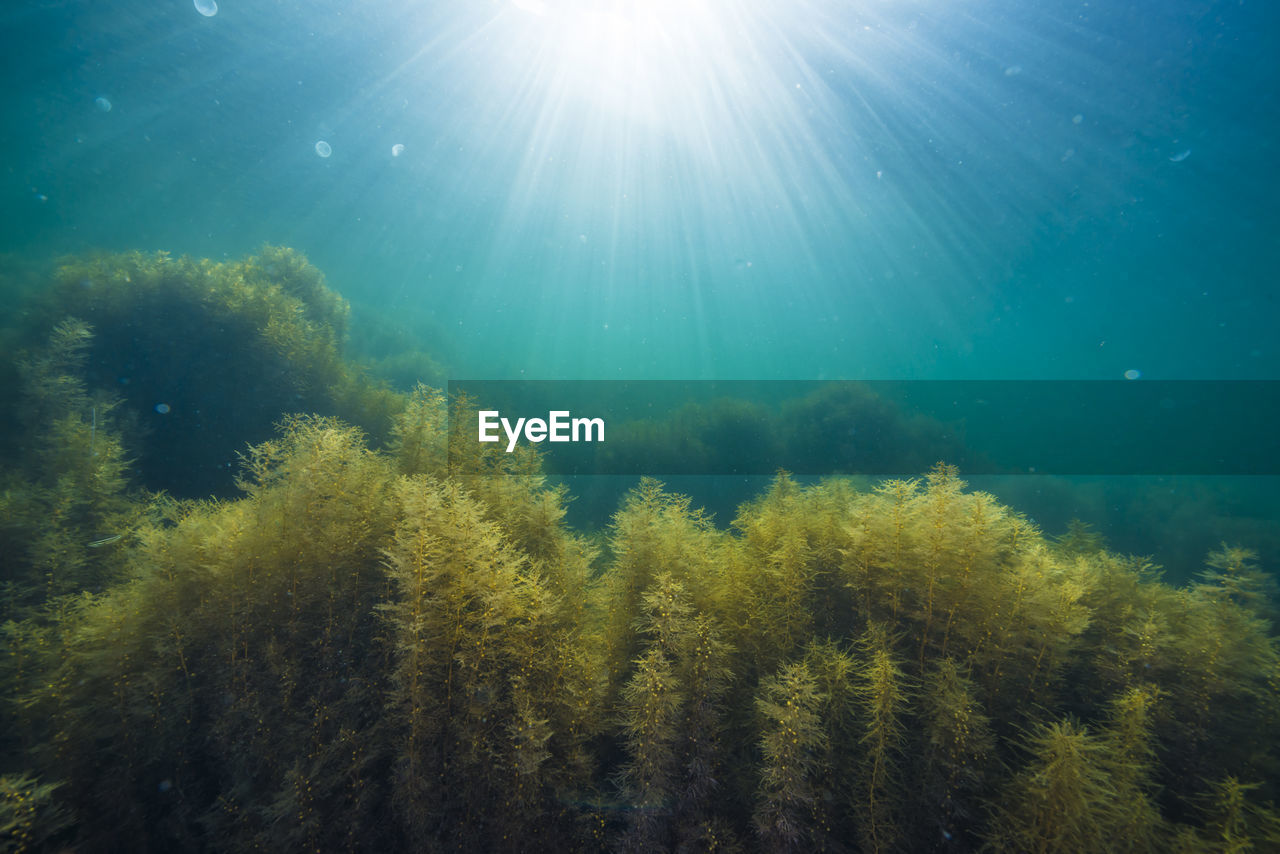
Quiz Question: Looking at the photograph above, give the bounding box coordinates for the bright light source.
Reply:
[511,0,762,129]
[511,0,548,16]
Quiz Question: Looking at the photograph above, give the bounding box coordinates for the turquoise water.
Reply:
[4,4,1280,850]
[1,1,1277,581]
[4,0,1276,381]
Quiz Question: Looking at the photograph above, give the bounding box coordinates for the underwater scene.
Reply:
[2,0,1279,851]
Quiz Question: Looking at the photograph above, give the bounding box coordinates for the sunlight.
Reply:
[514,0,756,128]
[371,0,1130,377]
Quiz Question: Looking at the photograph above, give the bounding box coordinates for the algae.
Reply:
[0,250,1277,853]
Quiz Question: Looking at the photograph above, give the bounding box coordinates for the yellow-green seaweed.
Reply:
[1,251,1277,854]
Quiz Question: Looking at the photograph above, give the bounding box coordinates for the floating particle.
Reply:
[194,0,218,16]
[1072,114,1083,124]
[1123,369,1141,380]
[1004,65,1022,76]
[155,403,171,414]
[314,140,332,158]
[1169,149,1191,163]
[391,143,405,157]
[94,96,112,112]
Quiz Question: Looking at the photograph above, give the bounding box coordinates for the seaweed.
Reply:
[15,247,402,497]
[614,573,734,851]
[7,429,1278,853]
[1,319,138,615]
[753,660,829,852]
[1,249,1278,853]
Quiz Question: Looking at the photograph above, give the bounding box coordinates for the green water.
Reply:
[2,1,1278,851]
[3,0,1276,381]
